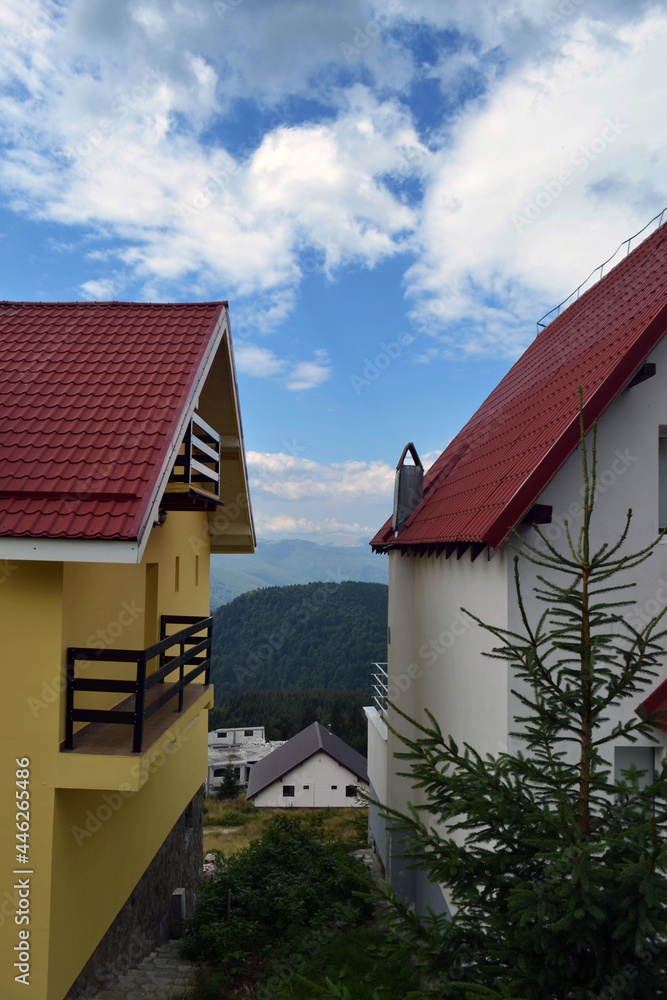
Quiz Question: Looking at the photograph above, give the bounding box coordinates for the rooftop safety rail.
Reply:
[372,661,389,718]
[63,614,212,754]
[536,207,667,334]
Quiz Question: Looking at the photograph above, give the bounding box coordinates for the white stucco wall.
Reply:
[511,336,667,767]
[251,753,368,808]
[380,543,509,821]
[368,335,667,907]
[364,708,387,806]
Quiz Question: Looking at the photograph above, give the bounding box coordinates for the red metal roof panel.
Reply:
[0,301,225,541]
[372,223,667,551]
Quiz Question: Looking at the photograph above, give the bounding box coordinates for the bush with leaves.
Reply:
[181,812,373,983]
[378,408,667,1000]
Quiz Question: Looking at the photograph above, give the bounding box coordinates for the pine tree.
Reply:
[379,403,667,999]
[216,761,240,800]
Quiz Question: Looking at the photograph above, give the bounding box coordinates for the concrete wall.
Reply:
[208,727,264,747]
[252,754,368,808]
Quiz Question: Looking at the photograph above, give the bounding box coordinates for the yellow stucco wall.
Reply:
[47,710,207,1000]
[0,561,62,999]
[60,512,211,728]
[0,510,212,1000]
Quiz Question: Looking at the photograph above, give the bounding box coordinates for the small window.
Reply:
[283,785,295,797]
[345,785,357,798]
[244,730,254,737]
[303,784,310,790]
[213,768,224,777]
[331,785,337,790]
[660,433,667,530]
[217,731,227,738]
[615,746,655,790]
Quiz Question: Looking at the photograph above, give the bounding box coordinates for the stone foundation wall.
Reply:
[64,786,204,1000]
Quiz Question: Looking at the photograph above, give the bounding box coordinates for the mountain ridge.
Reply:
[210,538,387,607]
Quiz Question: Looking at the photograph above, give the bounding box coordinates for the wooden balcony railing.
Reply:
[169,413,221,497]
[63,615,212,754]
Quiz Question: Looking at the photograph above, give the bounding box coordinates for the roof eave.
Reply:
[0,536,141,564]
[130,304,228,558]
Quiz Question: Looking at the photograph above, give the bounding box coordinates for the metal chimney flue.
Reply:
[392,442,423,536]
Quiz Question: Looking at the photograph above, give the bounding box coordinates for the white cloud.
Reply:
[233,344,333,390]
[286,350,332,391]
[247,452,394,501]
[403,10,667,357]
[246,451,395,544]
[234,344,287,377]
[0,2,426,313]
[79,277,119,299]
[1,0,667,367]
[254,513,375,537]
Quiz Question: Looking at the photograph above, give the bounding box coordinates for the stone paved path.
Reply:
[88,848,381,1000]
[90,941,195,1000]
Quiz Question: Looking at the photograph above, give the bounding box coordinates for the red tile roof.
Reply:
[372,222,667,552]
[0,301,226,542]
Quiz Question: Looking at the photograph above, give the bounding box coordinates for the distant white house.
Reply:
[246,721,369,808]
[206,727,284,793]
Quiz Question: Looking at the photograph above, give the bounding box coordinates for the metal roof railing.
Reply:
[372,662,388,717]
[536,207,667,334]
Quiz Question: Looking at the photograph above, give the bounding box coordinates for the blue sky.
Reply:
[2,0,666,544]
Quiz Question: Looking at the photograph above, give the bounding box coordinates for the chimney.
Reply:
[392,442,423,536]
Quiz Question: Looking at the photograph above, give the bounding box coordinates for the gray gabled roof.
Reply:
[246,721,368,799]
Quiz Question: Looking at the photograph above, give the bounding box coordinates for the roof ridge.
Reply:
[0,300,228,308]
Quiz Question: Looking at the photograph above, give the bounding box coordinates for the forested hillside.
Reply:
[210,581,388,701]
[209,581,387,753]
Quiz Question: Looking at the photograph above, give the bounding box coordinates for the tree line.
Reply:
[208,689,369,754]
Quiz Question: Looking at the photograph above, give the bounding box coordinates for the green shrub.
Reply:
[182,812,373,980]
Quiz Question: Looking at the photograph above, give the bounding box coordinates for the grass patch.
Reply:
[202,796,255,827]
[202,797,368,857]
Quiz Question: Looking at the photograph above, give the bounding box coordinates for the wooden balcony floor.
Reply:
[61,682,212,756]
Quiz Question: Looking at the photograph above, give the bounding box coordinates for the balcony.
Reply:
[164,413,222,510]
[372,662,388,717]
[57,616,213,788]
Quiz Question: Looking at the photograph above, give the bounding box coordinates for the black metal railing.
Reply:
[169,413,221,496]
[372,662,388,717]
[64,615,212,754]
